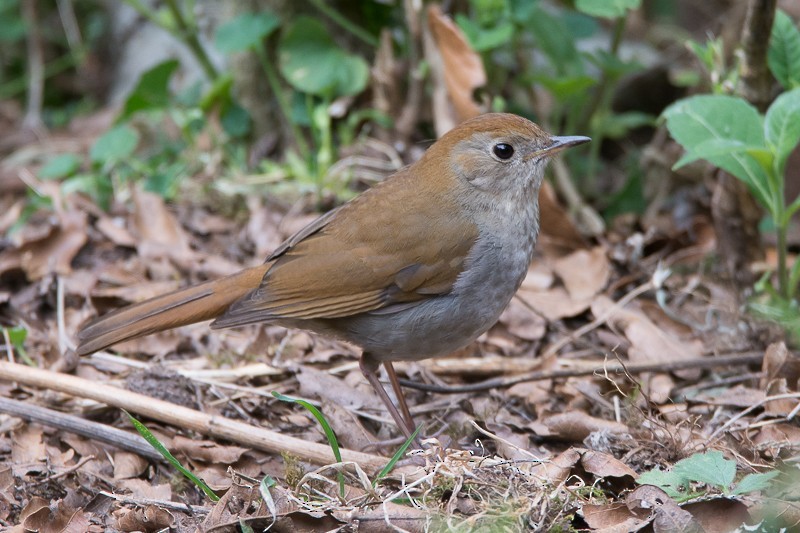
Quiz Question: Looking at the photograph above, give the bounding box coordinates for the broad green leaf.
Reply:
[455,14,514,51]
[594,111,654,140]
[278,16,369,97]
[673,139,770,170]
[672,451,736,491]
[765,87,800,172]
[90,124,139,165]
[575,0,641,19]
[732,470,780,495]
[39,154,81,180]
[221,103,251,138]
[663,95,771,208]
[121,59,179,120]
[527,6,582,76]
[534,74,597,100]
[636,468,691,499]
[768,10,800,89]
[214,11,280,54]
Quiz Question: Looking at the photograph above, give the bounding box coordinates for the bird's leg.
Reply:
[383,361,415,432]
[359,355,418,442]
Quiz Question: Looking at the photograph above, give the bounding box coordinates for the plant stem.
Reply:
[163,0,218,80]
[253,46,311,160]
[306,0,378,47]
[778,223,789,299]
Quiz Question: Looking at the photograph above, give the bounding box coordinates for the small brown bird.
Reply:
[76,113,589,440]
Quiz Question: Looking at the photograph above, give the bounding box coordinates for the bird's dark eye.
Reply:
[493,143,514,160]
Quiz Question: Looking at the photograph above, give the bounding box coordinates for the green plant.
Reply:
[272,391,420,500]
[215,11,382,201]
[126,411,220,501]
[457,0,651,193]
[637,450,780,503]
[663,9,800,339]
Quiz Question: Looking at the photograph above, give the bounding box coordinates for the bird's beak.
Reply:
[526,135,591,160]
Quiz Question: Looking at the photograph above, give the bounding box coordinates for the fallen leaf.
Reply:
[172,436,249,464]
[537,411,629,441]
[132,188,196,267]
[552,246,610,301]
[517,286,593,321]
[427,5,485,125]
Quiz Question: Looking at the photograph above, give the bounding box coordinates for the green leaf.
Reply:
[120,59,179,120]
[272,391,345,498]
[126,411,219,501]
[768,10,800,90]
[732,470,780,495]
[221,103,252,138]
[215,11,280,54]
[765,87,800,173]
[673,139,770,170]
[90,124,139,165]
[663,95,772,208]
[374,425,421,486]
[636,468,691,499]
[672,451,736,491]
[278,16,369,97]
[61,173,113,210]
[575,0,641,19]
[456,14,514,51]
[594,111,654,140]
[526,7,582,76]
[534,74,597,100]
[6,326,27,347]
[39,154,81,180]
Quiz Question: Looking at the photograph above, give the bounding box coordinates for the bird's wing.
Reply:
[213,170,478,327]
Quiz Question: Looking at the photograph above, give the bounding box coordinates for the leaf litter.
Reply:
[0,32,798,533]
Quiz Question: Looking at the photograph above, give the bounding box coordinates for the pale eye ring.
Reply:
[493,143,514,160]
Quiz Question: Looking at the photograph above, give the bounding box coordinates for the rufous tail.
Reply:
[76,264,269,355]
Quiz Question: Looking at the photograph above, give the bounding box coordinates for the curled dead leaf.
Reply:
[427,5,486,125]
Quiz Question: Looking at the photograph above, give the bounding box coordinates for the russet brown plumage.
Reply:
[76,113,589,441]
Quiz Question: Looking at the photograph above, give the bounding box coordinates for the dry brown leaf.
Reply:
[761,341,800,390]
[500,297,546,341]
[694,385,766,408]
[115,505,175,532]
[552,246,610,301]
[592,295,703,379]
[113,451,149,480]
[11,425,46,472]
[95,215,136,247]
[536,411,629,441]
[581,450,638,480]
[132,188,196,267]
[518,286,593,321]
[22,500,90,533]
[530,447,581,485]
[682,499,750,533]
[582,502,647,532]
[172,436,249,464]
[118,479,172,501]
[0,210,88,280]
[298,366,378,410]
[427,5,485,125]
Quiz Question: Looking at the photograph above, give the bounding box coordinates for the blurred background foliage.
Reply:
[2,0,800,338]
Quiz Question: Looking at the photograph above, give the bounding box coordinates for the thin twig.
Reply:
[704,392,800,445]
[398,352,765,394]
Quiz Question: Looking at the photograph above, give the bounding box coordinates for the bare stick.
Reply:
[0,361,388,471]
[398,352,765,394]
[0,395,163,461]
